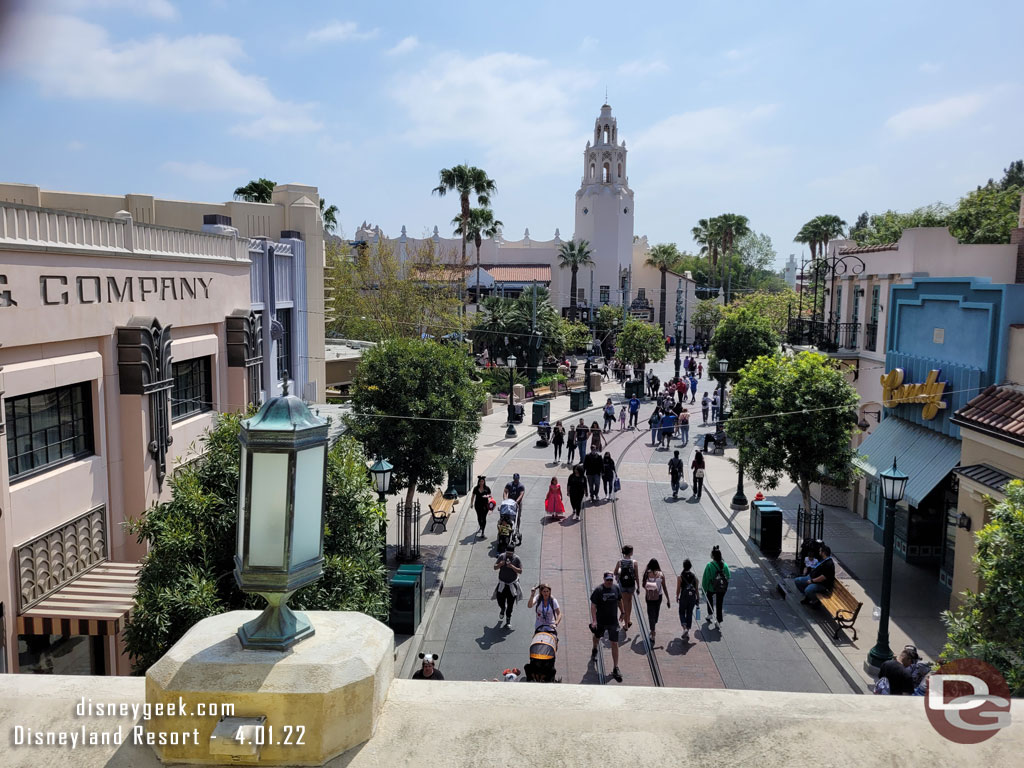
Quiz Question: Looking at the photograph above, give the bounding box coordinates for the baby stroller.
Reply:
[496,499,523,550]
[536,420,552,447]
[526,626,559,682]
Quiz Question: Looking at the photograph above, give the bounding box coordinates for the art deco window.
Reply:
[276,308,293,378]
[171,357,213,422]
[5,382,93,480]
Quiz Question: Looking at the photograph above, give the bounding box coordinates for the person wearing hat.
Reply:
[493,545,523,628]
[589,571,624,682]
[412,652,444,680]
[504,473,525,509]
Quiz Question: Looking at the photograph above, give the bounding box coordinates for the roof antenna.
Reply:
[604,86,608,104]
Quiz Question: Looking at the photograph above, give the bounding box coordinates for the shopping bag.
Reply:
[613,476,621,492]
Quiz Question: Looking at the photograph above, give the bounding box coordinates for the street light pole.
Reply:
[584,341,593,407]
[674,278,683,379]
[505,355,518,438]
[867,457,909,671]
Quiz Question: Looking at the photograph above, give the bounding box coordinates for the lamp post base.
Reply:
[238,592,314,651]
[505,422,517,438]
[730,494,748,510]
[866,643,894,671]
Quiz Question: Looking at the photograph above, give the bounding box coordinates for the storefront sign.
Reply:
[0,273,213,308]
[881,367,947,419]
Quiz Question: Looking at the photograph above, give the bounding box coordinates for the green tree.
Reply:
[615,318,664,371]
[708,306,779,376]
[850,204,950,246]
[998,159,1024,190]
[320,198,339,234]
[645,242,682,331]
[725,289,799,336]
[595,303,623,333]
[947,184,1022,244]
[941,480,1024,695]
[124,413,387,672]
[691,298,723,338]
[716,213,751,304]
[727,352,859,514]
[233,178,276,203]
[557,239,594,323]
[692,217,723,282]
[453,207,503,312]
[432,165,497,266]
[472,288,566,359]
[346,339,484,559]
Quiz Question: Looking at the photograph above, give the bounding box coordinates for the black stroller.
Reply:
[496,499,523,550]
[536,420,552,447]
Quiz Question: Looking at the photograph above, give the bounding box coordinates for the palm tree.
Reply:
[233,178,275,203]
[692,216,723,291]
[717,213,751,304]
[645,242,681,332]
[320,198,339,234]
[557,240,594,323]
[795,214,847,316]
[454,207,503,311]
[432,165,497,265]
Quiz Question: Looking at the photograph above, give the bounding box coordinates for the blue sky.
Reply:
[1,0,1022,268]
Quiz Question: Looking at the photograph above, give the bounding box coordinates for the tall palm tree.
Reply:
[320,198,339,234]
[795,214,847,316]
[432,165,497,265]
[454,207,503,312]
[717,213,751,304]
[692,217,723,291]
[645,242,681,332]
[557,240,594,323]
[233,178,276,203]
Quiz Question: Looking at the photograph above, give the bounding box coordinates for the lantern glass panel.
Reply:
[237,450,248,557]
[292,445,326,564]
[248,452,289,567]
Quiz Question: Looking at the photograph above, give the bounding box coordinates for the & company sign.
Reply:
[881,368,947,420]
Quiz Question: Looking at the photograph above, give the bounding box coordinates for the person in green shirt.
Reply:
[701,545,731,628]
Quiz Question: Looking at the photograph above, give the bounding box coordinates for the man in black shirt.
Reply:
[668,450,684,498]
[794,544,835,606]
[583,446,604,502]
[504,473,525,508]
[493,546,523,628]
[412,653,445,680]
[878,647,919,694]
[590,572,624,682]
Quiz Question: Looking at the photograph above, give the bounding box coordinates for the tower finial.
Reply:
[604,86,608,104]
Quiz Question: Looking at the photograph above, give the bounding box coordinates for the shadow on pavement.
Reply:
[476,623,514,650]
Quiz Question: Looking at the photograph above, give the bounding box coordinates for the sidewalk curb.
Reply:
[701,472,867,695]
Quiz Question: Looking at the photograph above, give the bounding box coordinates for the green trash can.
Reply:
[625,380,644,399]
[389,573,422,635]
[397,564,426,606]
[570,389,588,411]
[532,400,550,424]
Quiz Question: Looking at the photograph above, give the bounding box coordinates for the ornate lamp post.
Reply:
[235,381,328,650]
[584,340,594,406]
[717,358,729,419]
[674,324,682,379]
[505,354,518,438]
[369,458,393,564]
[867,457,909,670]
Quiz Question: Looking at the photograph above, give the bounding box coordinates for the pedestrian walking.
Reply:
[651,374,660,399]
[589,421,604,452]
[677,377,688,405]
[701,393,710,425]
[602,452,616,499]
[660,410,676,450]
[701,545,730,628]
[628,395,640,428]
[544,476,566,520]
[590,572,624,682]
[566,424,577,465]
[688,374,698,403]
[528,584,562,632]
[691,450,705,500]
[552,420,565,463]
[679,410,690,446]
[493,545,523,628]
[641,559,670,643]
[569,354,578,379]
[648,408,662,446]
[576,419,589,457]
[603,399,615,432]
[626,362,634,381]
[614,545,640,634]
[698,362,703,378]
[584,445,603,502]
[668,450,684,498]
[471,475,492,537]
[676,559,700,642]
[567,465,586,518]
[711,391,720,422]
[618,405,627,431]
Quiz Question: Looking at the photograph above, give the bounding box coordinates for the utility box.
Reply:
[750,501,783,558]
[532,400,550,424]
[397,564,426,607]
[625,380,644,399]
[389,573,422,635]
[570,389,588,411]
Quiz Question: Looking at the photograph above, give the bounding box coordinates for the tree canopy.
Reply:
[942,480,1024,695]
[691,298,723,337]
[615,318,665,369]
[433,164,496,264]
[725,289,799,336]
[708,306,779,378]
[557,239,594,323]
[471,288,567,358]
[124,413,387,672]
[727,352,860,514]
[233,178,275,203]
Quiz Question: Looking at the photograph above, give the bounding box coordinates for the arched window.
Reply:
[602,162,610,183]
[589,163,596,181]
[617,162,622,178]
[603,126,609,144]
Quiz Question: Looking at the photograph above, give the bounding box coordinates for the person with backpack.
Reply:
[648,407,662,446]
[668,450,685,499]
[590,420,604,452]
[688,374,698,403]
[701,392,711,425]
[641,558,670,643]
[691,450,705,501]
[614,545,640,633]
[676,559,700,642]
[701,545,731,628]
[602,399,615,432]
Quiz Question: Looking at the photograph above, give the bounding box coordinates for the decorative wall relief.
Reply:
[117,316,174,485]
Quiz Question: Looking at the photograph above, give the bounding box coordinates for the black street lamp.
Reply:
[584,340,594,406]
[369,457,393,565]
[867,457,909,670]
[505,354,518,438]
[717,358,729,418]
[674,325,682,379]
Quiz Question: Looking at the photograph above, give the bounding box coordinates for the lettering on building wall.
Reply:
[880,368,947,420]
[0,274,16,307]
[27,275,212,307]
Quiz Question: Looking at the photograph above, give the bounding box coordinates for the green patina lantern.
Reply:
[235,382,329,650]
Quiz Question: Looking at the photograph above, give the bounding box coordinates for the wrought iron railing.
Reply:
[786,319,861,352]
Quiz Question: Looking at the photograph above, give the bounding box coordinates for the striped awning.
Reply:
[17,562,141,636]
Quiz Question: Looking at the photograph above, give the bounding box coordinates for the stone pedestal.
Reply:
[589,372,602,392]
[513,383,526,402]
[145,611,393,766]
[481,393,493,416]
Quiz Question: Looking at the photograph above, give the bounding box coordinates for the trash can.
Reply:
[389,572,422,635]
[750,501,783,558]
[397,564,426,606]
[625,380,644,399]
[570,389,588,411]
[532,400,550,424]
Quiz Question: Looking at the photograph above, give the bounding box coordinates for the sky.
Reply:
[1,0,1022,270]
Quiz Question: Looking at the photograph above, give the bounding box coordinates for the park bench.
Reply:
[533,386,553,399]
[428,491,457,533]
[817,578,863,641]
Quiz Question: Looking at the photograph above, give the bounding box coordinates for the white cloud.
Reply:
[580,36,599,53]
[162,160,247,182]
[66,139,85,151]
[391,52,596,180]
[9,14,322,138]
[386,36,419,56]
[307,20,378,43]
[617,58,668,77]
[919,61,942,74]
[634,105,778,152]
[56,0,177,20]
[885,93,987,137]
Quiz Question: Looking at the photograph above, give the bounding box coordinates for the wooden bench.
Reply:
[818,579,863,641]
[428,491,457,533]
[533,386,553,399]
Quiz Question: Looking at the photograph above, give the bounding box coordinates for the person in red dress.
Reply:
[544,476,566,519]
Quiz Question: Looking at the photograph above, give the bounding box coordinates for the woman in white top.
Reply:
[527,583,562,632]
[641,558,670,643]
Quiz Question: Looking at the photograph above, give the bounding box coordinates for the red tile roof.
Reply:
[838,243,898,254]
[953,386,1024,443]
[482,264,551,283]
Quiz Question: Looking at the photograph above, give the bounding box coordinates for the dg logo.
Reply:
[925,658,1012,744]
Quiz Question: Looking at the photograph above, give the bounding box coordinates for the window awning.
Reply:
[854,417,961,507]
[17,562,141,637]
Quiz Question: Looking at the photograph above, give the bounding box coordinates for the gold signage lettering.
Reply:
[880,368,947,419]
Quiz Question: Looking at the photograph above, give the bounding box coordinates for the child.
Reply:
[618,405,627,431]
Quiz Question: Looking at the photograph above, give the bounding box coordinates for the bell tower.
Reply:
[574,103,635,312]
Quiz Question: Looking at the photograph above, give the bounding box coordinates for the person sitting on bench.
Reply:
[794,544,834,606]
